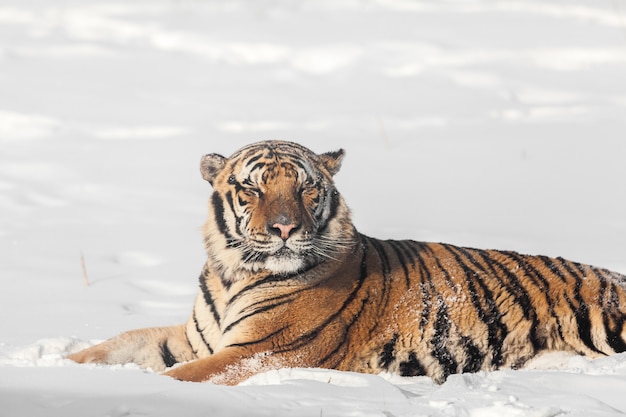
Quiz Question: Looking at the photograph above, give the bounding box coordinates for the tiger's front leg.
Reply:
[67,324,196,371]
[163,347,292,385]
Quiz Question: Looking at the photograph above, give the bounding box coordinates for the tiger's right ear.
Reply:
[200,153,227,185]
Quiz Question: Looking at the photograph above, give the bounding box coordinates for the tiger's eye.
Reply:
[305,175,320,187]
[228,174,237,184]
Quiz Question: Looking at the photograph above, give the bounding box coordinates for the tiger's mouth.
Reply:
[265,239,310,262]
[273,246,295,257]
[248,231,311,255]
[264,245,306,275]
[239,229,323,274]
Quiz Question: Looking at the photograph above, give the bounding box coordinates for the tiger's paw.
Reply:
[163,362,209,382]
[66,345,110,364]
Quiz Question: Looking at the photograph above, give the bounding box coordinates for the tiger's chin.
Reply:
[263,249,306,275]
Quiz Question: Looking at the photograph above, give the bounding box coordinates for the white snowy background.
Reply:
[1,0,626,416]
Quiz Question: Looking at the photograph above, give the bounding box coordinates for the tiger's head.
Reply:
[200,140,355,281]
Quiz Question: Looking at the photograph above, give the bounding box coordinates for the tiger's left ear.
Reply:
[200,153,227,185]
[319,149,345,177]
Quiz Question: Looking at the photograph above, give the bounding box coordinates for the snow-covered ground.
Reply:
[1,0,626,415]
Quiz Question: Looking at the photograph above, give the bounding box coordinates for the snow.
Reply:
[1,0,626,415]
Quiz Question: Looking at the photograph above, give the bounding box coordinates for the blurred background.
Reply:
[1,0,625,341]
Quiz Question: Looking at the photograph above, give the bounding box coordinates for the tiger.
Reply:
[68,140,626,385]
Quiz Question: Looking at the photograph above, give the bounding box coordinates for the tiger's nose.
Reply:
[272,223,297,240]
[269,215,299,240]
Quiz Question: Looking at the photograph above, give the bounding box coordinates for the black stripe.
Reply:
[278,150,305,162]
[399,351,426,377]
[556,258,604,354]
[241,279,328,316]
[192,311,214,354]
[160,341,178,368]
[387,240,412,288]
[317,189,340,234]
[504,251,564,345]
[228,274,293,306]
[603,313,626,352]
[401,240,425,260]
[244,292,301,312]
[211,193,230,236]
[602,268,626,282]
[571,259,590,281]
[184,328,199,357]
[422,244,456,288]
[317,293,371,368]
[408,243,434,330]
[223,191,244,236]
[460,336,485,373]
[532,255,575,342]
[232,180,245,193]
[379,334,399,369]
[602,280,626,352]
[249,161,270,175]
[369,239,391,276]
[431,304,458,379]
[273,327,320,353]
[601,279,626,352]
[395,240,418,269]
[244,153,264,168]
[222,299,292,335]
[237,194,248,207]
[608,282,621,309]
[562,291,599,354]
[537,256,568,283]
[199,272,221,328]
[226,327,288,348]
[368,239,392,313]
[292,158,309,173]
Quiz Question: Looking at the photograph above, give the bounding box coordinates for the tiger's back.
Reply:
[68,140,626,385]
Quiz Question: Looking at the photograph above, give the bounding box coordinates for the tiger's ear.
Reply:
[200,153,227,185]
[319,149,345,177]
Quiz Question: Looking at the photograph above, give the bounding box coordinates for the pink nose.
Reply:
[272,222,297,240]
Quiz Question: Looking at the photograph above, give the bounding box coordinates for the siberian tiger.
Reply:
[68,140,626,385]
